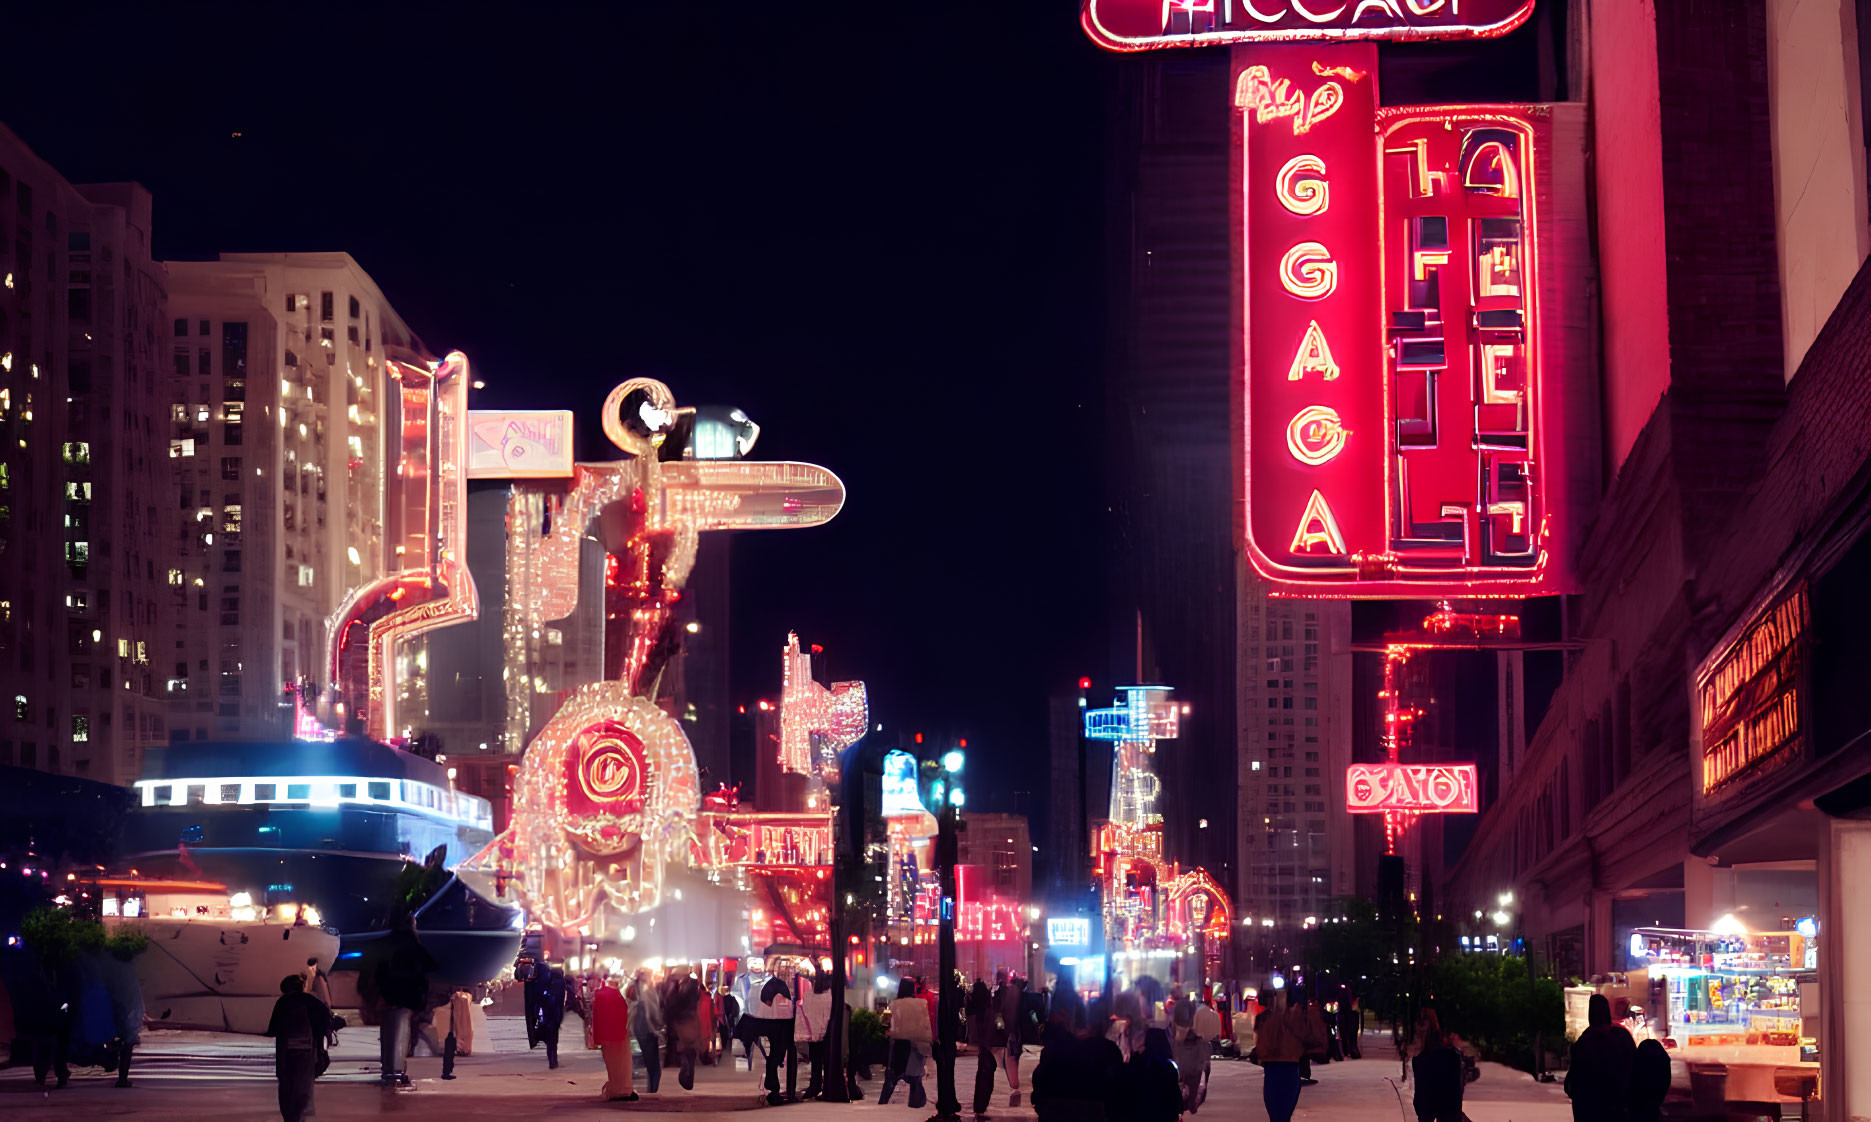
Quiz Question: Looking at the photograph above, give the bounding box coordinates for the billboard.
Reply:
[1697,586,1807,798]
[1345,763,1478,813]
[1082,0,1532,52]
[466,410,575,478]
[1235,42,1572,596]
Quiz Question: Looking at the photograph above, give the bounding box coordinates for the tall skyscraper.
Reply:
[0,125,168,786]
[1234,569,1355,923]
[161,253,426,743]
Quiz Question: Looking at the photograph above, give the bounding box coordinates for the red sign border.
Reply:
[1344,762,1479,813]
[1082,0,1535,53]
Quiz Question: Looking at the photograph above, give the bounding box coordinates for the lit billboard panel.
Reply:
[1081,0,1534,52]
[467,410,575,479]
[1235,43,1573,596]
[1345,763,1478,813]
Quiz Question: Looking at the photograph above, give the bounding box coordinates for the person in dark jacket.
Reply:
[760,963,798,1104]
[967,978,998,1117]
[16,957,72,1088]
[1115,1026,1184,1122]
[372,919,438,1086]
[517,958,541,1049]
[1565,993,1635,1122]
[718,987,741,1061]
[1409,1020,1465,1122]
[266,973,331,1122]
[667,974,706,1091]
[539,966,569,1069]
[1629,1037,1670,1122]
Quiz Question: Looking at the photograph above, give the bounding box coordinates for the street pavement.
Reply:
[0,1021,1576,1121]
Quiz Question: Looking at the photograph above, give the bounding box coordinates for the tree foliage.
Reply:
[1425,952,1564,1072]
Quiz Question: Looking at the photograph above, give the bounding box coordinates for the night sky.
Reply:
[4,4,1111,809]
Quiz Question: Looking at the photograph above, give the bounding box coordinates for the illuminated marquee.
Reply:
[1698,587,1807,797]
[1236,42,1572,596]
[1081,0,1534,51]
[466,410,575,479]
[1344,762,1478,813]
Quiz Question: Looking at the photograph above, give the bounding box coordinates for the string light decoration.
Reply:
[778,632,867,780]
[1085,686,1232,964]
[325,352,479,740]
[458,378,846,943]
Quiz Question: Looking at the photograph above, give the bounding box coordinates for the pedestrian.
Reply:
[760,961,799,1105]
[1252,987,1324,1122]
[879,977,932,1109]
[1564,993,1635,1122]
[718,985,741,1061]
[1111,988,1149,1060]
[1117,1025,1185,1122]
[1629,1037,1670,1122]
[372,916,437,1086]
[99,948,144,1089]
[668,973,707,1091]
[994,969,1027,1107]
[266,973,330,1122]
[791,969,829,1098]
[1343,997,1363,1059]
[592,975,639,1101]
[624,966,665,1092]
[1172,989,1218,1113]
[1290,987,1328,1085]
[1409,1017,1465,1122]
[539,965,569,1070]
[968,977,999,1119]
[517,957,542,1049]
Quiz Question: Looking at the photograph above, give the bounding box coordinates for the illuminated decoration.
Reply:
[1085,686,1231,976]
[1235,40,1573,596]
[1275,155,1330,216]
[880,750,929,819]
[1080,0,1534,51]
[1286,405,1349,465]
[778,632,868,785]
[326,352,478,740]
[1696,586,1808,799]
[459,378,845,944]
[1285,320,1340,381]
[1345,763,1478,812]
[466,410,575,479]
[1048,917,1093,947]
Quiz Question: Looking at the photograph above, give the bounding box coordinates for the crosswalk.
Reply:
[0,1051,387,1085]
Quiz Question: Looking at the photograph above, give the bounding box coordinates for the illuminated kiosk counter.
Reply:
[1623,926,1819,1104]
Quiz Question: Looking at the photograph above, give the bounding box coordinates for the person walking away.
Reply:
[1173,989,1219,1113]
[267,973,330,1122]
[1253,988,1324,1122]
[1291,988,1328,1085]
[626,967,665,1092]
[538,965,569,1070]
[994,970,1027,1107]
[760,962,799,1104]
[1565,993,1635,1122]
[718,986,741,1062]
[667,974,706,1091]
[1343,997,1362,1059]
[880,977,932,1109]
[1629,1037,1670,1122]
[374,918,437,1086]
[100,949,144,1088]
[1119,1026,1185,1122]
[967,977,999,1119]
[592,976,639,1101]
[1409,1019,1465,1122]
[799,970,833,1099]
[518,958,542,1049]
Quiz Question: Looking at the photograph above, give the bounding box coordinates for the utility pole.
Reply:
[935,791,961,1119]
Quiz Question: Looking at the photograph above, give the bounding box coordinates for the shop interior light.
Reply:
[1491,910,1511,927]
[1711,914,1749,936]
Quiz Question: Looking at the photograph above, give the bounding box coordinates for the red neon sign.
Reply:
[1081,0,1534,52]
[1345,763,1478,813]
[1236,44,1573,596]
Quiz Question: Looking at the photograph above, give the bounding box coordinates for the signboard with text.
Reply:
[1345,762,1478,813]
[1697,586,1807,798]
[1081,0,1534,52]
[1235,42,1573,596]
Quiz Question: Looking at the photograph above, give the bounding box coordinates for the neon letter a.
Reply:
[1286,320,1339,381]
[1289,490,1347,555]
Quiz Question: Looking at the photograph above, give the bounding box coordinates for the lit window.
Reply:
[61,441,89,464]
[117,638,129,658]
[168,569,183,586]
[71,716,88,743]
[13,695,26,721]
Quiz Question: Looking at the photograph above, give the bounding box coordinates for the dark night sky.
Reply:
[3,4,1111,810]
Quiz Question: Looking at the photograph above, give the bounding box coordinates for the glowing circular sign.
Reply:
[1286,405,1348,465]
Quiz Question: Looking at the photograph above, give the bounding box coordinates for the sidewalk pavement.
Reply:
[0,1022,1576,1121]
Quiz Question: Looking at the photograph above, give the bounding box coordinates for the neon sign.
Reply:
[880,750,927,818]
[1236,43,1573,596]
[1047,917,1093,947]
[1080,0,1534,52]
[1697,587,1807,797]
[466,410,574,479]
[1344,763,1478,813]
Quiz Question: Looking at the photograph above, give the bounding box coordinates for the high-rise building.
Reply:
[1235,574,1355,923]
[161,253,426,743]
[0,125,168,786]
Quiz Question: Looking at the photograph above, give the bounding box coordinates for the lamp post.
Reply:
[931,748,965,1121]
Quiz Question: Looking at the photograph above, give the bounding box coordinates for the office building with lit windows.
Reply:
[1235,576,1355,923]
[0,124,169,786]
[162,253,427,742]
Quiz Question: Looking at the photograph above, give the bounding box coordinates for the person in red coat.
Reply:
[591,978,637,1102]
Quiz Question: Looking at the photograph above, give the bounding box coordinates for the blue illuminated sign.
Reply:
[881,750,926,817]
[1047,917,1092,948]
